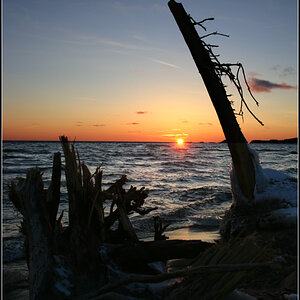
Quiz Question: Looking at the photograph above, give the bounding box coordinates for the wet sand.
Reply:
[3,260,29,300]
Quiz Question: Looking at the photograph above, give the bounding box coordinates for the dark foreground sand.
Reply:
[2,228,297,299]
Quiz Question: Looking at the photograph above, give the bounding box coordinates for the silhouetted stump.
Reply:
[9,169,59,299]
[9,136,217,298]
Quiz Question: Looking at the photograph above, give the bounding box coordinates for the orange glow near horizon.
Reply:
[2,92,297,143]
[2,124,297,143]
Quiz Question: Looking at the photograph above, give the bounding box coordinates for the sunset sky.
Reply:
[3,0,298,142]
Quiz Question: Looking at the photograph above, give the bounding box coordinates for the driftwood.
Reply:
[86,260,277,299]
[153,216,170,241]
[105,239,213,270]
[9,136,218,298]
[9,169,58,299]
[46,152,61,230]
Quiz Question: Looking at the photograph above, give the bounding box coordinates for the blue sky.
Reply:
[3,0,298,141]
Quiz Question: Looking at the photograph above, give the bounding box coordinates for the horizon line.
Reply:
[2,137,297,143]
[2,139,205,143]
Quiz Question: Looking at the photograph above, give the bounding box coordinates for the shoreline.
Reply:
[219,137,297,144]
[2,226,220,299]
[250,137,297,144]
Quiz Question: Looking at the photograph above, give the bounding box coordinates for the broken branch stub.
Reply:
[60,136,84,230]
[46,152,61,230]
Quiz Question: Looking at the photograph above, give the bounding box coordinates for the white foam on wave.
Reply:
[230,145,297,228]
[3,240,26,263]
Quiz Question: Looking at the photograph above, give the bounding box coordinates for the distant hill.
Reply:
[219,138,297,144]
[250,138,298,144]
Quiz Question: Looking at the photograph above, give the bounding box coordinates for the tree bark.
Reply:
[108,240,214,268]
[86,260,276,299]
[19,169,56,299]
[168,0,255,202]
[46,152,61,230]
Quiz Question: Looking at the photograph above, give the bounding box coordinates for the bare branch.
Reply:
[189,16,214,31]
[240,64,259,106]
[86,260,278,299]
[200,31,229,39]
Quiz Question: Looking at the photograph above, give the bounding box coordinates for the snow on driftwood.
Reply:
[230,145,297,229]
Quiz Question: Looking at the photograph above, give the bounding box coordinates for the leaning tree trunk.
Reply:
[168,0,255,203]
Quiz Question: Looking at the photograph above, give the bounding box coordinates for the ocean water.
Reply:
[2,141,298,269]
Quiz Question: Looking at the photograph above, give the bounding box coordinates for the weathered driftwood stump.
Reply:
[10,169,58,299]
[9,136,217,298]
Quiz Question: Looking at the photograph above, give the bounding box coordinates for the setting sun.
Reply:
[177,138,184,145]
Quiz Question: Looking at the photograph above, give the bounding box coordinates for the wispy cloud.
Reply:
[149,58,180,69]
[162,133,189,138]
[92,124,105,127]
[181,120,188,124]
[270,65,296,78]
[82,36,140,50]
[248,77,297,93]
[42,26,169,54]
[199,122,213,126]
[80,35,167,53]
[157,129,189,140]
[132,34,148,43]
[126,122,140,125]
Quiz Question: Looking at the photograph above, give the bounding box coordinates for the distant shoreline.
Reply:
[219,138,297,144]
[250,137,297,144]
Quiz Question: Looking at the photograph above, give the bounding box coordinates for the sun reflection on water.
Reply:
[174,139,190,151]
[166,228,220,242]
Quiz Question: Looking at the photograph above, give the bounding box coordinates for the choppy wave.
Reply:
[3,237,26,263]
[2,141,297,264]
